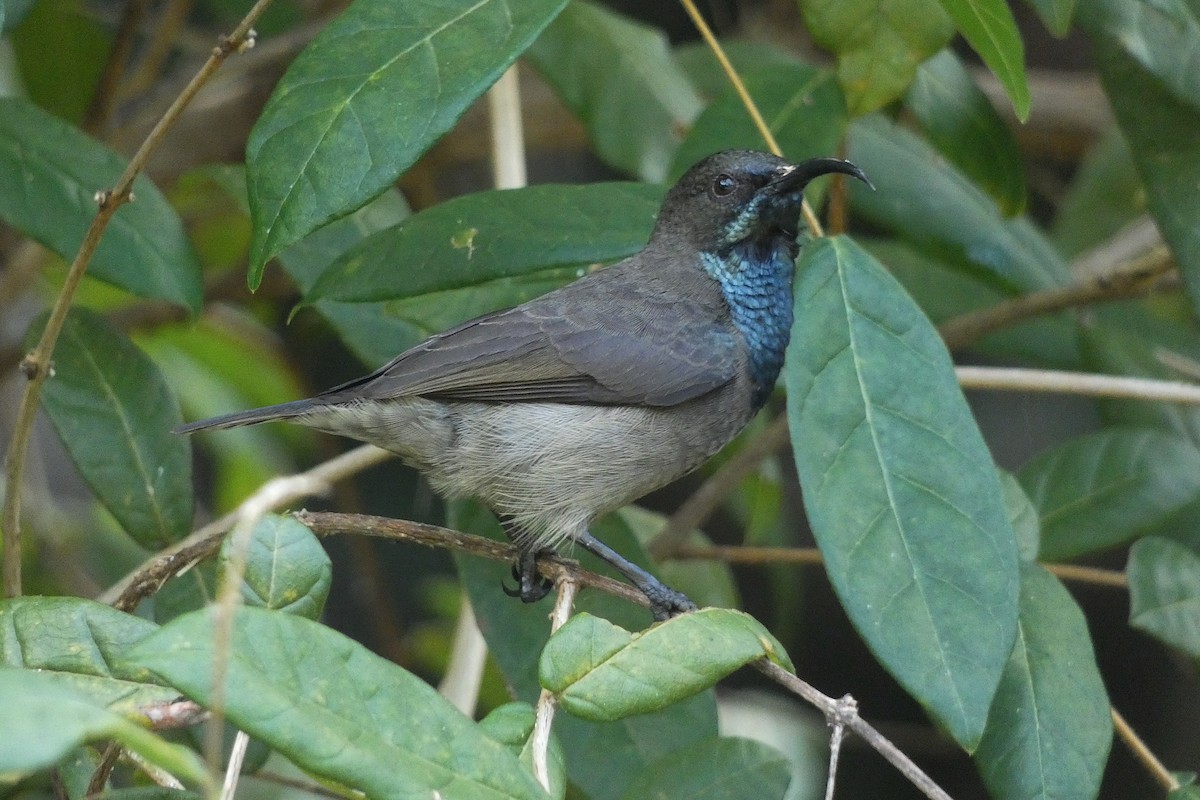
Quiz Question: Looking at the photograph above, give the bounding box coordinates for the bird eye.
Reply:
[711,173,736,197]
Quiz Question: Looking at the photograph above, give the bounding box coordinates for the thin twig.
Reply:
[220,731,250,800]
[533,578,577,791]
[1,0,273,599]
[676,0,823,238]
[939,246,1176,351]
[754,660,954,800]
[824,695,857,800]
[669,545,1128,589]
[437,601,487,715]
[649,413,790,558]
[956,366,1200,405]
[83,0,153,135]
[1111,706,1178,792]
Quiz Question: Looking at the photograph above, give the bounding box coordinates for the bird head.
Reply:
[651,150,871,258]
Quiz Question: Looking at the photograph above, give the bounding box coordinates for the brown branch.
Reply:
[1,0,272,599]
[939,246,1176,352]
[1111,706,1178,792]
[83,0,153,135]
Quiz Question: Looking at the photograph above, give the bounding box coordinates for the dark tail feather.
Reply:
[174,398,318,434]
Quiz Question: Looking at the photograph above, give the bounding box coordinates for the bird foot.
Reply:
[501,548,555,603]
[642,582,698,622]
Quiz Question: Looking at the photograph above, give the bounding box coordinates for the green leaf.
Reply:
[618,737,792,800]
[1128,537,1200,657]
[453,503,720,800]
[975,564,1111,800]
[32,308,193,548]
[480,704,566,800]
[672,40,809,98]
[303,183,663,304]
[785,235,1019,750]
[1025,0,1077,36]
[616,505,739,610]
[0,666,211,788]
[246,0,568,282]
[848,116,1071,293]
[1082,0,1200,315]
[219,515,332,619]
[526,1,701,182]
[0,98,201,309]
[935,0,1030,120]
[1051,128,1143,258]
[0,597,175,716]
[669,64,847,183]
[801,0,955,116]
[540,610,791,723]
[906,49,1026,215]
[1000,470,1041,562]
[1018,427,1200,561]
[128,607,547,799]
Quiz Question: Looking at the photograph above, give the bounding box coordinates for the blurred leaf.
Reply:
[801,0,954,116]
[617,505,739,609]
[0,597,174,716]
[0,667,210,788]
[541,610,791,722]
[9,0,107,121]
[1,0,37,32]
[453,503,720,800]
[669,64,847,184]
[935,0,1030,119]
[93,790,201,800]
[785,235,1019,750]
[1052,128,1144,258]
[304,183,663,304]
[128,607,548,799]
[1128,536,1200,657]
[849,116,1071,293]
[1083,0,1200,314]
[906,49,1026,215]
[481,703,566,800]
[527,0,701,182]
[672,40,808,97]
[1019,427,1200,561]
[975,564,1111,800]
[618,737,791,800]
[246,0,568,282]
[1000,470,1041,562]
[31,308,193,548]
[1025,0,1077,36]
[219,515,332,619]
[0,98,202,309]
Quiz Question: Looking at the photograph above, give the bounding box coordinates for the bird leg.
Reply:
[575,530,697,621]
[498,516,555,603]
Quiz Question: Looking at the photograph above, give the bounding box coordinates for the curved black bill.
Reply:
[771,157,874,193]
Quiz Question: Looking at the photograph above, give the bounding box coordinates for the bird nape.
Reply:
[178,150,870,620]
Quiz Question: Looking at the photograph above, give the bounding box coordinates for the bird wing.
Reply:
[319,265,740,408]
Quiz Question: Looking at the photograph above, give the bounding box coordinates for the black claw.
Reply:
[502,549,554,604]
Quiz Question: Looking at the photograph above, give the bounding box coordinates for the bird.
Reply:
[177,150,870,620]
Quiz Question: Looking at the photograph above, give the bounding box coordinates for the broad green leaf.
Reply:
[32,308,193,548]
[303,183,663,304]
[935,0,1030,120]
[906,49,1026,215]
[785,235,1019,750]
[1018,427,1200,561]
[453,503,720,800]
[801,0,955,116]
[9,0,109,122]
[1128,537,1200,657]
[1051,128,1143,258]
[0,597,174,716]
[669,64,847,183]
[127,607,548,800]
[1025,0,1076,36]
[1082,0,1200,314]
[999,470,1041,562]
[0,98,201,309]
[618,737,791,800]
[540,610,791,723]
[848,116,1071,293]
[481,704,566,800]
[975,564,1111,800]
[219,515,332,619]
[246,0,568,281]
[0,666,211,788]
[526,1,701,182]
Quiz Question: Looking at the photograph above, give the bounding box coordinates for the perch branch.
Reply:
[1111,706,1178,791]
[533,577,577,791]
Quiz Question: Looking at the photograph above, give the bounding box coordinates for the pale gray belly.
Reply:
[300,390,752,549]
